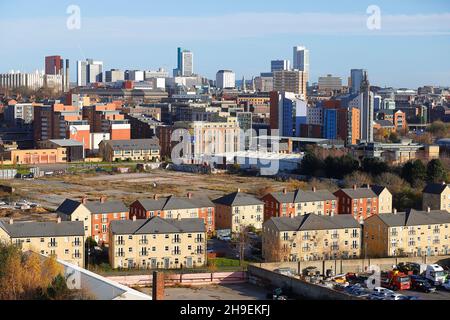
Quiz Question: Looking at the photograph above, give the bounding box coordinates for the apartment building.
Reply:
[57,197,128,245]
[109,216,207,269]
[262,188,338,221]
[98,138,160,162]
[334,186,380,223]
[364,209,450,258]
[82,103,131,140]
[262,214,361,262]
[0,219,85,267]
[213,191,264,232]
[129,193,215,234]
[370,185,393,214]
[422,182,450,212]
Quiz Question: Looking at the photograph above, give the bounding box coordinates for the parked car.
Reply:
[274,268,296,277]
[221,236,231,242]
[410,275,437,293]
[442,279,450,291]
[385,293,406,300]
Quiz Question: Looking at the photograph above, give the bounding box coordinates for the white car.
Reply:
[0,201,6,206]
[386,293,406,300]
[372,287,394,296]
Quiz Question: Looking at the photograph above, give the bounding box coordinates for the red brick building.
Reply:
[129,194,215,234]
[333,186,379,223]
[262,188,338,221]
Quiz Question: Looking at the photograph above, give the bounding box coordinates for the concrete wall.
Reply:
[248,265,358,300]
[252,254,450,276]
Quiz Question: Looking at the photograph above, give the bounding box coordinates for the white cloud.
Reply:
[1,11,450,47]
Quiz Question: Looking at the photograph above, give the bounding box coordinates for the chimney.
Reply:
[100,196,107,204]
[427,207,431,213]
[9,218,13,225]
[57,217,62,224]
[81,196,87,205]
[312,187,317,193]
[353,185,357,190]
[154,194,158,200]
[177,214,181,221]
[187,192,192,199]
[132,215,137,222]
[393,208,397,215]
[283,188,287,195]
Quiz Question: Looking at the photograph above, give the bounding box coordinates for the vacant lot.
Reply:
[5,169,331,212]
[139,283,270,300]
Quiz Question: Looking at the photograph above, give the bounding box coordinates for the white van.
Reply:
[425,264,446,285]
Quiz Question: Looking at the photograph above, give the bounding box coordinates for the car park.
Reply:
[410,275,437,293]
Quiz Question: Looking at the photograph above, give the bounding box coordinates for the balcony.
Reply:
[139,252,148,257]
[331,234,339,240]
[72,254,81,259]
[116,252,125,257]
[331,246,339,251]
[433,240,440,245]
[408,231,416,236]
[172,250,182,256]
[115,240,125,246]
[139,240,149,245]
[196,250,204,255]
[48,242,58,248]
[195,238,204,243]
[390,232,398,237]
[72,241,81,247]
[172,238,181,244]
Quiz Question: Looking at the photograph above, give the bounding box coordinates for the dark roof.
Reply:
[136,195,214,211]
[0,220,84,238]
[269,189,336,203]
[423,183,449,195]
[375,209,450,227]
[56,199,82,216]
[110,217,205,235]
[268,214,360,232]
[375,120,395,127]
[103,139,160,151]
[84,200,128,214]
[370,185,390,196]
[213,192,264,207]
[336,187,377,199]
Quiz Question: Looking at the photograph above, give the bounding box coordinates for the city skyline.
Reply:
[0,0,449,88]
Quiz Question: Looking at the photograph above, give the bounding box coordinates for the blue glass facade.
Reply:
[323,109,338,139]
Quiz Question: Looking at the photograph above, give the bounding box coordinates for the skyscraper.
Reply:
[293,46,309,73]
[173,47,194,77]
[273,70,307,98]
[271,60,291,73]
[45,56,63,75]
[359,71,374,143]
[77,59,103,86]
[350,69,365,95]
[270,91,307,137]
[216,70,236,89]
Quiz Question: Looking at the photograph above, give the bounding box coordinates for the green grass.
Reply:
[209,258,248,267]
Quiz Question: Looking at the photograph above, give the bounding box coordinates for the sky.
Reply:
[0,0,449,88]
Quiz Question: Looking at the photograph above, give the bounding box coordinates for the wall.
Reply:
[106,271,247,287]
[252,254,450,276]
[248,265,358,300]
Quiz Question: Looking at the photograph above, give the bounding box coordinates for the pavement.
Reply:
[398,287,450,300]
[139,283,270,300]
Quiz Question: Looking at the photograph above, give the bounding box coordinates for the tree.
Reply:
[299,152,324,177]
[343,172,373,188]
[426,159,447,183]
[362,158,389,177]
[401,160,427,187]
[374,172,408,194]
[427,121,449,139]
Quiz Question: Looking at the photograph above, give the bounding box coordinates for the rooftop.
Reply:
[268,214,360,232]
[375,209,450,227]
[0,220,84,238]
[213,191,264,207]
[110,216,205,235]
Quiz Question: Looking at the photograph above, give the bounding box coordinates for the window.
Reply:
[165,246,169,251]
[129,247,133,253]
[40,238,44,243]
[129,235,133,240]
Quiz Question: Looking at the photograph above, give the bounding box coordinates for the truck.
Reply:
[425,264,446,286]
[381,270,411,291]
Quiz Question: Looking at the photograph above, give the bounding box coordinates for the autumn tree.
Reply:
[342,172,373,188]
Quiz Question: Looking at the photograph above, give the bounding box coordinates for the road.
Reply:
[399,287,450,300]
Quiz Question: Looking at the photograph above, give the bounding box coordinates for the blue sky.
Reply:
[1,0,449,88]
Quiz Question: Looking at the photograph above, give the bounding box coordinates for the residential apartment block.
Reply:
[129,194,215,234]
[422,182,450,212]
[57,197,129,244]
[262,188,338,221]
[213,191,264,232]
[0,219,85,267]
[109,217,207,269]
[262,214,361,262]
[364,209,450,257]
[370,185,393,214]
[334,186,380,223]
[98,138,160,162]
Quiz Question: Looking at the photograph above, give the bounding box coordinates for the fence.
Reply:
[0,169,17,180]
[106,271,247,287]
[254,254,450,276]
